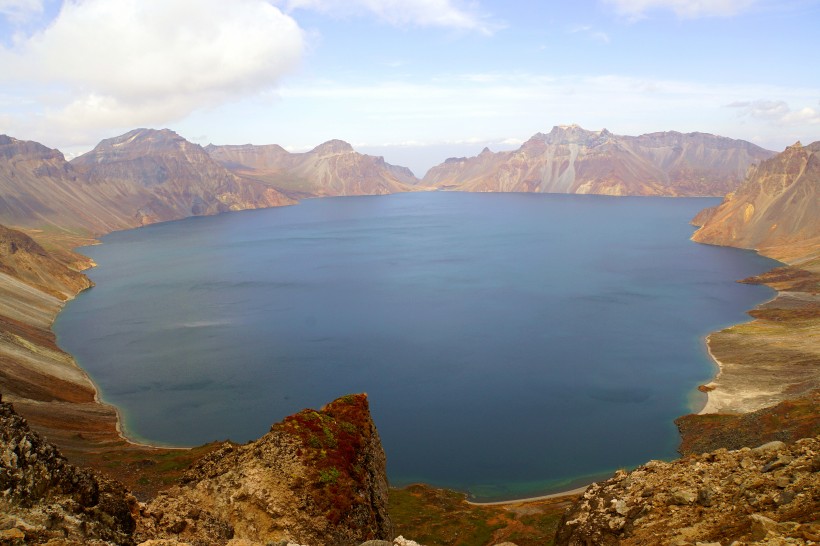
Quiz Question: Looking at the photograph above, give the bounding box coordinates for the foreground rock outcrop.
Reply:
[422,125,773,196]
[1,393,393,546]
[555,437,820,545]
[136,394,392,546]
[0,395,137,545]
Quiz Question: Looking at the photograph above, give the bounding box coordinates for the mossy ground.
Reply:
[65,442,223,501]
[389,483,572,546]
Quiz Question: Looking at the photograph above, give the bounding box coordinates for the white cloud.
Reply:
[603,0,757,19]
[277,0,501,34]
[569,25,610,43]
[0,0,42,24]
[263,72,820,158]
[727,99,820,125]
[0,0,303,143]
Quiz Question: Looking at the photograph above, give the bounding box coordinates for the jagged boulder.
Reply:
[136,394,392,546]
[0,395,137,545]
[554,436,820,545]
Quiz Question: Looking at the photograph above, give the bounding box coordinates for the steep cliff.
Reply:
[692,141,820,264]
[135,393,391,546]
[423,125,773,196]
[207,139,419,198]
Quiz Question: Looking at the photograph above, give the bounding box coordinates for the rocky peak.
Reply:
[0,134,66,162]
[311,139,355,156]
[76,128,195,164]
[521,125,616,148]
[136,394,392,546]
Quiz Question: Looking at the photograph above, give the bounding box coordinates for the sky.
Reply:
[0,0,819,176]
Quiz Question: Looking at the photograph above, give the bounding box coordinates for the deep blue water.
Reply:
[54,192,779,500]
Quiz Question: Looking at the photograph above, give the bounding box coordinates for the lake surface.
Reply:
[55,192,779,500]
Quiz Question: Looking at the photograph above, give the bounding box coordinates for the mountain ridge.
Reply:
[423,125,774,196]
[206,139,420,198]
[71,128,295,226]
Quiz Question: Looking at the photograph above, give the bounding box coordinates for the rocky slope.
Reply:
[0,395,137,545]
[0,223,91,300]
[422,125,773,196]
[554,437,820,545]
[206,140,420,198]
[0,224,125,451]
[0,135,134,238]
[692,141,820,264]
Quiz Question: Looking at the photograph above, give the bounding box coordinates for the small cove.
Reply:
[54,192,780,501]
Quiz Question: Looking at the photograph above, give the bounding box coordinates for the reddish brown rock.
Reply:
[136,394,392,546]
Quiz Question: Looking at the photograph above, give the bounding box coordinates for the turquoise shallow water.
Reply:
[54,192,779,500]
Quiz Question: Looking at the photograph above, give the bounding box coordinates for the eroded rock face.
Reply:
[136,394,392,546]
[0,396,137,545]
[554,436,820,546]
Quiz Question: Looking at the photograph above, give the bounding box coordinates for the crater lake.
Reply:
[54,192,779,500]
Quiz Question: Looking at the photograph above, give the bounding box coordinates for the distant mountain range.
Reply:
[3,125,811,257]
[422,125,775,196]
[0,129,425,241]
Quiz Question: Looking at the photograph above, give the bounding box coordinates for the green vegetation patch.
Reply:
[275,393,374,524]
[389,484,570,546]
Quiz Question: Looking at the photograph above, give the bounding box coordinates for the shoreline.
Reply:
[697,333,725,415]
[57,261,191,453]
[465,485,590,506]
[692,263,819,418]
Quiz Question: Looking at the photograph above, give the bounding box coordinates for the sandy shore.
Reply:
[466,484,589,506]
[697,333,726,415]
